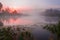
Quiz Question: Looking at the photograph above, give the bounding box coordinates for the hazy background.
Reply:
[0,0,60,9]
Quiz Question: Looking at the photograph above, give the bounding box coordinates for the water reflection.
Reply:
[45,16,60,24]
[0,15,60,26]
[0,16,33,26]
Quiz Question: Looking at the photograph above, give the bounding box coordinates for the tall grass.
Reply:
[0,26,34,40]
[43,21,60,40]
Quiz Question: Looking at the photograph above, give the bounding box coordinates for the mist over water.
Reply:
[0,9,59,40]
[0,10,59,26]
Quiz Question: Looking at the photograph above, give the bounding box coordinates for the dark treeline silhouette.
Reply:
[42,9,60,17]
[0,2,3,11]
[0,2,29,17]
[0,2,23,16]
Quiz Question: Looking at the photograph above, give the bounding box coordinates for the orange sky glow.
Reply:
[2,6,32,13]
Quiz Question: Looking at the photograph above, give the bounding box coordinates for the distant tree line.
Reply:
[42,9,60,17]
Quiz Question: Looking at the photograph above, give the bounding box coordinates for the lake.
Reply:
[0,11,59,40]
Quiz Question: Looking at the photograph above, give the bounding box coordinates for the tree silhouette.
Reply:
[0,2,3,11]
[12,10,17,14]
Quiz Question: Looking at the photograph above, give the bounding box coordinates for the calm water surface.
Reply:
[0,11,59,40]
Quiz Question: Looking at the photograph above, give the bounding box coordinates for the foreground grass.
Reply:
[43,21,60,40]
[0,26,34,40]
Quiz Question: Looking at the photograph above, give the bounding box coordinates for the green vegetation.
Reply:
[0,27,34,40]
[43,21,60,40]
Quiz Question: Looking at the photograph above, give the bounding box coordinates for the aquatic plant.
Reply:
[43,21,60,40]
[0,26,34,40]
[18,31,34,40]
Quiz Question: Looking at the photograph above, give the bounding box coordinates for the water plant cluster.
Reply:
[43,21,60,40]
[0,26,34,40]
